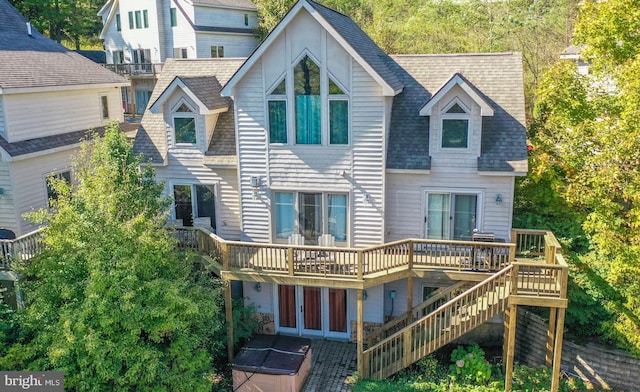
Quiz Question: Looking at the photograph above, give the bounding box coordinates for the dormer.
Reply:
[149,76,231,151]
[419,74,493,161]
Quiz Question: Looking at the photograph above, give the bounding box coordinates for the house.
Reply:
[0,0,133,237]
[98,0,259,114]
[135,1,567,388]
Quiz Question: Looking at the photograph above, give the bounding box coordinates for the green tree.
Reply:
[0,123,240,390]
[530,0,640,355]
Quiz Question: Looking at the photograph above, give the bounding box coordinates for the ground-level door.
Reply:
[276,285,349,339]
[424,191,479,240]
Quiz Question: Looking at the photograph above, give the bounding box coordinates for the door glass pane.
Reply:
[453,194,477,239]
[195,185,216,230]
[299,193,322,244]
[303,287,322,331]
[327,194,347,241]
[427,193,450,240]
[278,285,296,328]
[274,192,295,239]
[174,185,193,226]
[329,289,347,332]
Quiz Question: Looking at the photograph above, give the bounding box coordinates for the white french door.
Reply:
[424,192,479,240]
[275,285,349,339]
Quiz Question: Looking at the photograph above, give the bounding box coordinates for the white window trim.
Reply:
[169,182,218,231]
[421,187,484,239]
[271,190,350,246]
[99,94,109,122]
[266,75,288,145]
[171,99,198,147]
[44,169,72,209]
[439,97,472,152]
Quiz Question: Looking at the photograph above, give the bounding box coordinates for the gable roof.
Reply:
[386,53,527,174]
[0,0,127,93]
[149,76,231,115]
[222,0,403,97]
[419,73,494,117]
[134,58,244,164]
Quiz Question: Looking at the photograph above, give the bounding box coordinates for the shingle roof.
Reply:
[0,0,127,90]
[307,0,403,93]
[134,59,244,164]
[0,122,139,157]
[193,0,257,10]
[387,53,527,173]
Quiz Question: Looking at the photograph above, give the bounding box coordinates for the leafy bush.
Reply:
[449,342,492,384]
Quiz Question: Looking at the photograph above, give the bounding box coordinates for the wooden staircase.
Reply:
[362,266,514,380]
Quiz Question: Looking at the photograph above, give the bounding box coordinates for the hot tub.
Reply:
[232,335,312,392]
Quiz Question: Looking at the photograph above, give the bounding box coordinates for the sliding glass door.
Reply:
[425,192,478,240]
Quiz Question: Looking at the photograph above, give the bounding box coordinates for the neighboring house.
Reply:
[98,0,259,114]
[0,0,133,237]
[135,0,527,342]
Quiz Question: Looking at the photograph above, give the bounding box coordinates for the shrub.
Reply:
[449,342,492,384]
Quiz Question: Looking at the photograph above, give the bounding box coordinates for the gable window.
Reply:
[46,171,71,208]
[173,102,196,145]
[268,79,287,143]
[115,14,121,31]
[211,46,224,58]
[100,95,109,119]
[128,11,134,29]
[170,8,177,26]
[328,78,348,145]
[173,184,216,231]
[294,55,321,144]
[441,101,470,149]
[273,191,348,245]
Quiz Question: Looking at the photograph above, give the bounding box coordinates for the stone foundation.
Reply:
[253,312,275,335]
[350,320,384,343]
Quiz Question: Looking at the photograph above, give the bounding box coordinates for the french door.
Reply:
[424,192,478,240]
[276,285,348,339]
[173,184,216,230]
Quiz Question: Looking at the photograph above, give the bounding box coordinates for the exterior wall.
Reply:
[0,95,6,139]
[0,161,18,235]
[193,6,258,29]
[11,149,77,236]
[116,0,162,63]
[3,89,124,143]
[385,171,515,242]
[195,33,258,58]
[234,9,386,246]
[103,10,129,64]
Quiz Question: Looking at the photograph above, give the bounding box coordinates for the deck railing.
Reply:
[0,228,45,270]
[103,63,163,77]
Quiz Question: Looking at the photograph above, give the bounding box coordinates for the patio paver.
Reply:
[303,339,357,392]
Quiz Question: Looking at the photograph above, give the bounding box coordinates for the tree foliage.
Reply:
[529,0,640,355]
[0,123,254,390]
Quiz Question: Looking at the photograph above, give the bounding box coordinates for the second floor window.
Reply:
[46,171,71,208]
[115,14,121,31]
[170,8,177,26]
[135,11,142,29]
[173,102,196,145]
[441,101,470,149]
[294,55,321,144]
[128,11,134,29]
[268,79,287,143]
[211,46,224,58]
[100,95,109,119]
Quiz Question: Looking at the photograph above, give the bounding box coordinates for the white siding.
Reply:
[12,149,76,236]
[234,61,269,242]
[195,33,258,59]
[4,89,124,143]
[350,63,385,247]
[117,0,163,63]
[0,161,19,235]
[385,170,515,242]
[243,281,274,313]
[193,7,258,29]
[155,162,241,240]
[349,285,384,324]
[0,95,6,139]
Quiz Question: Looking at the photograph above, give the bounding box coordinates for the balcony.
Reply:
[103,63,164,78]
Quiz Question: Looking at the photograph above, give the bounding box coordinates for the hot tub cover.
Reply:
[232,335,311,376]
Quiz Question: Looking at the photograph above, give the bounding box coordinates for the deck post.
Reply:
[546,307,557,366]
[406,274,414,325]
[357,250,364,280]
[221,242,230,271]
[225,279,234,362]
[550,307,566,392]
[357,288,364,378]
[504,304,517,392]
[288,247,295,276]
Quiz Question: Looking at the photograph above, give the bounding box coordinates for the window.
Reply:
[135,10,142,29]
[328,78,348,144]
[273,191,348,244]
[441,101,469,149]
[46,171,71,208]
[170,8,177,26]
[115,14,121,31]
[173,184,216,230]
[244,13,249,26]
[294,55,321,144]
[173,102,196,144]
[128,11,133,29]
[100,95,109,119]
[210,46,224,58]
[143,10,149,28]
[268,79,287,143]
[173,48,188,58]
[425,192,478,240]
[112,50,124,64]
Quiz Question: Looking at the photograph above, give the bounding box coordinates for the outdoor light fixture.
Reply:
[254,282,262,292]
[363,193,371,205]
[363,290,368,300]
[495,194,503,205]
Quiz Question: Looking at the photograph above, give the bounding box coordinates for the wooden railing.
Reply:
[362,266,514,380]
[103,63,164,77]
[0,228,45,270]
[511,228,547,257]
[366,281,468,347]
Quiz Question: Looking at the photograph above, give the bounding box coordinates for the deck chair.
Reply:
[288,234,308,262]
[193,217,213,232]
